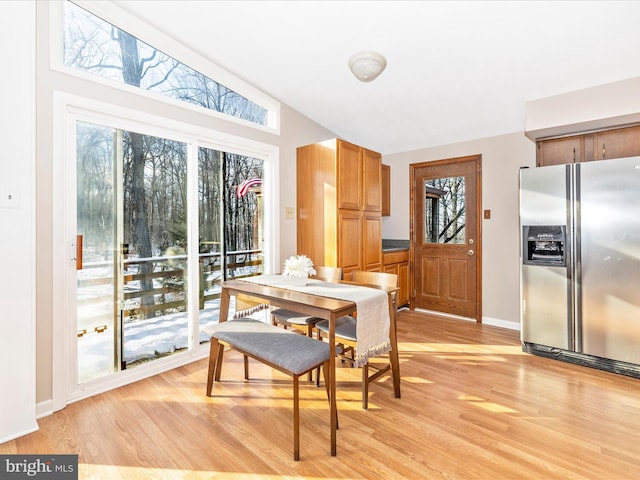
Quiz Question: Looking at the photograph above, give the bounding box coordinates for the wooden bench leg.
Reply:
[293,374,300,461]
[206,339,220,396]
[243,355,249,380]
[214,342,225,382]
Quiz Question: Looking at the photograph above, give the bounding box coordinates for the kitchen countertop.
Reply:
[382,239,409,252]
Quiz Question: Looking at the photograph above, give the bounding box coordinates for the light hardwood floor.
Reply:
[3,310,640,479]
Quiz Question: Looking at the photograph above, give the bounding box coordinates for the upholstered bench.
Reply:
[205,318,332,461]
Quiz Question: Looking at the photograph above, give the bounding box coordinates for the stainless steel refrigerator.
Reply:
[520,156,640,377]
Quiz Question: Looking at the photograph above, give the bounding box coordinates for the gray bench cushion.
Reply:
[208,318,330,375]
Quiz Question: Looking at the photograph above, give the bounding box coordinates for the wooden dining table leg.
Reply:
[388,300,401,399]
[329,313,337,456]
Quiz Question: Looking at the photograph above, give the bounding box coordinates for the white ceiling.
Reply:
[114,0,640,155]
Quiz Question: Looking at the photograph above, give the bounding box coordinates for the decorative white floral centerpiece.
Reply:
[283,254,316,286]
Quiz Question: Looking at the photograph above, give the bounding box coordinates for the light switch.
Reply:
[483,209,491,219]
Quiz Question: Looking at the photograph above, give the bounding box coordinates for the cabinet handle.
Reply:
[573,147,576,163]
[602,143,606,159]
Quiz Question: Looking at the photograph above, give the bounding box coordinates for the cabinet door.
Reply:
[338,209,362,275]
[537,136,583,166]
[397,261,409,307]
[383,263,397,275]
[593,125,640,160]
[337,140,362,210]
[362,212,382,271]
[363,148,382,212]
[381,163,390,216]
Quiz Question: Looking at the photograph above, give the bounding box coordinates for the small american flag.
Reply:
[235,177,262,197]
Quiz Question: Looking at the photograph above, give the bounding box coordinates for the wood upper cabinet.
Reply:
[536,136,583,166]
[337,140,362,210]
[381,164,390,216]
[362,148,382,212]
[537,125,640,166]
[593,126,640,160]
[297,138,382,274]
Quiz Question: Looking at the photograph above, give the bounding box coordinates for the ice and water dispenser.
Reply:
[522,225,566,267]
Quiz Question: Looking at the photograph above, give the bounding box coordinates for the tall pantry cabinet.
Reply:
[296,139,383,277]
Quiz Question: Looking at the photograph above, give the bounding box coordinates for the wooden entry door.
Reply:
[410,155,482,320]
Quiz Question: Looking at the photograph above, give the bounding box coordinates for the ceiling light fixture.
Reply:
[348,50,387,82]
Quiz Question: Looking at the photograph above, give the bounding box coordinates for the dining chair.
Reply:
[271,265,343,337]
[271,265,343,382]
[315,269,398,410]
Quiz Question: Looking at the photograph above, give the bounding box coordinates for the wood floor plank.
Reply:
[3,310,640,479]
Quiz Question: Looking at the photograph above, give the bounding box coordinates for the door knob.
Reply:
[468,249,474,256]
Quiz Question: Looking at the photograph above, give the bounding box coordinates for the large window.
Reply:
[63,1,272,128]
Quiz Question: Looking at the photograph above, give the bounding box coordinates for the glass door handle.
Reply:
[76,235,83,270]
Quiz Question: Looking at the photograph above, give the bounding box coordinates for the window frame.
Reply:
[52,95,280,404]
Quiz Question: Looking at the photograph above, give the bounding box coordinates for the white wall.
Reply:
[0,0,38,442]
[525,76,640,140]
[382,132,536,328]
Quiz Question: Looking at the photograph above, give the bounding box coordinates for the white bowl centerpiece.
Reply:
[283,254,316,286]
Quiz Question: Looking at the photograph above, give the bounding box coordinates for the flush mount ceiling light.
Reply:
[348,50,387,82]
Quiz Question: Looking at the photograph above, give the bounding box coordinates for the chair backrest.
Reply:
[349,270,399,316]
[349,270,397,289]
[312,266,343,282]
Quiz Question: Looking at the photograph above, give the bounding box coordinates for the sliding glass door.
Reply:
[75,120,265,384]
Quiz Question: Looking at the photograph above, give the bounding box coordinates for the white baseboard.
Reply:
[36,399,54,420]
[482,316,520,331]
[413,308,520,331]
[0,424,39,445]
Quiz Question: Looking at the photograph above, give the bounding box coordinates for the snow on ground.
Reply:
[77,298,269,382]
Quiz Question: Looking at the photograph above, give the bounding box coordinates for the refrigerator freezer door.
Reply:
[578,157,640,364]
[520,165,570,349]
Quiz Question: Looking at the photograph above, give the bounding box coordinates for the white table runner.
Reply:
[239,274,391,367]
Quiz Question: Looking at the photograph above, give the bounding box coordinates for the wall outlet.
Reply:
[285,207,295,219]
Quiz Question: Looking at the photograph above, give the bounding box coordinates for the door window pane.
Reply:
[76,121,190,380]
[76,122,116,382]
[424,176,466,244]
[121,131,189,368]
[197,147,264,322]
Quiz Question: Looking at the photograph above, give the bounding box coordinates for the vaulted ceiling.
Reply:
[114,1,640,155]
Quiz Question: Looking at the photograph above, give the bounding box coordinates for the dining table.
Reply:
[216,275,401,456]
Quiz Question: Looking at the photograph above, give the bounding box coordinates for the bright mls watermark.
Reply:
[0,455,77,479]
